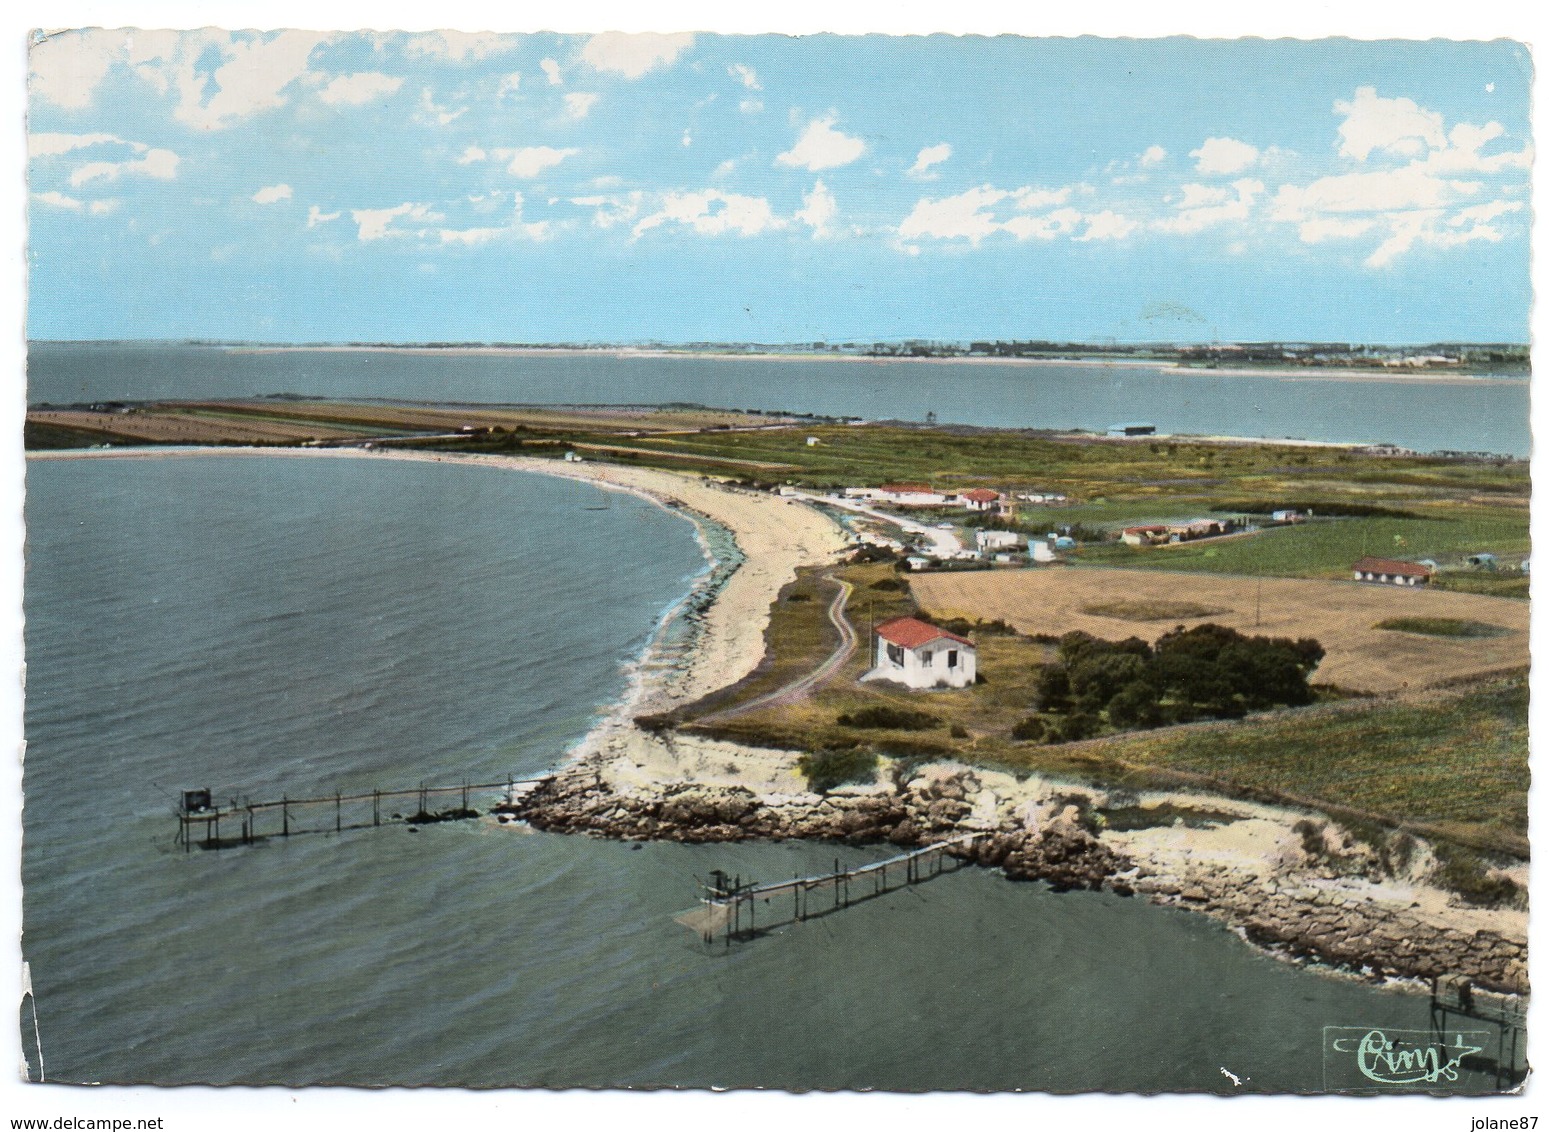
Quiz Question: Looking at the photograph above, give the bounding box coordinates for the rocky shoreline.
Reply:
[508,737,1527,997]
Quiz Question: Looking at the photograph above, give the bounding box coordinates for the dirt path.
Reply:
[697,574,858,723]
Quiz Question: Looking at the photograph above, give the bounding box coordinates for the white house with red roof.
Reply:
[864,616,976,690]
[960,487,1002,512]
[1352,556,1433,587]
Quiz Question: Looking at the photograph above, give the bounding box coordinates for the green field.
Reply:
[1078,515,1528,580]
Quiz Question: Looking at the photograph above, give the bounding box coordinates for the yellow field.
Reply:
[909,566,1528,693]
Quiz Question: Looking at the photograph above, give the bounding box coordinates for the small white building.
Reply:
[864,617,976,690]
[975,529,1021,555]
[1352,556,1433,587]
[961,488,1002,512]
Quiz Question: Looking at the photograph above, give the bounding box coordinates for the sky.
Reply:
[25,29,1534,344]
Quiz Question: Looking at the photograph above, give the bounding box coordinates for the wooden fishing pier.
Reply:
[174,777,540,851]
[676,831,987,945]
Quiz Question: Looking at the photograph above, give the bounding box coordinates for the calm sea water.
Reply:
[27,342,1531,456]
[21,453,1498,1091]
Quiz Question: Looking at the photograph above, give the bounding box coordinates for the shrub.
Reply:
[1107,681,1162,729]
[798,748,880,794]
[949,723,970,739]
[1011,715,1047,742]
[869,577,906,592]
[1432,843,1523,908]
[836,705,942,731]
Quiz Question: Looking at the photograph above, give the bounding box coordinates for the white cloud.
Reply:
[1335,86,1447,161]
[29,28,123,109]
[32,189,84,211]
[541,58,563,86]
[29,29,327,129]
[898,184,1097,246]
[436,226,507,246]
[908,143,952,179]
[581,32,694,78]
[1190,136,1260,175]
[350,202,442,241]
[1011,186,1072,211]
[739,99,764,114]
[458,145,487,165]
[776,115,866,172]
[1272,167,1481,220]
[1155,178,1263,235]
[681,130,693,148]
[403,32,518,62]
[565,92,600,119]
[729,63,761,90]
[1074,210,1140,242]
[897,186,1009,245]
[252,183,293,204]
[1450,200,1523,227]
[1139,145,1167,167]
[318,72,402,107]
[29,132,127,157]
[414,87,468,126]
[307,205,341,227]
[504,146,579,178]
[796,180,838,236]
[1002,207,1083,241]
[1297,216,1376,243]
[572,191,643,229]
[711,159,737,179]
[497,72,522,99]
[89,198,119,215]
[173,31,330,131]
[633,189,781,237]
[70,146,179,187]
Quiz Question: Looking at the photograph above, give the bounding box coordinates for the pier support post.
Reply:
[335,790,342,833]
[282,795,289,837]
[373,790,380,827]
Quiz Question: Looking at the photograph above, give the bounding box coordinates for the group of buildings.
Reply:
[843,483,1066,514]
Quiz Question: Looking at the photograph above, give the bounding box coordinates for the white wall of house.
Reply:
[870,636,976,689]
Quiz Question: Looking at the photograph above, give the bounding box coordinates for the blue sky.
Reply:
[26,30,1533,344]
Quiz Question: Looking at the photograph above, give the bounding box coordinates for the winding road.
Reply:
[695,573,860,723]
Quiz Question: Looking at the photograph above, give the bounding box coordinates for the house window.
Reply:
[947,649,958,669]
[886,642,904,666]
[921,650,933,668]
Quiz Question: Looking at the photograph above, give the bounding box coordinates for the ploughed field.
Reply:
[909,566,1527,693]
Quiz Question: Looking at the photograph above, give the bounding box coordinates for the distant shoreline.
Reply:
[34,340,1529,385]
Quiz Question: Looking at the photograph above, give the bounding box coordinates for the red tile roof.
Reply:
[1353,556,1433,578]
[874,616,974,649]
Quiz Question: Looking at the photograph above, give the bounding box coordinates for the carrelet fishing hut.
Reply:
[864,616,976,690]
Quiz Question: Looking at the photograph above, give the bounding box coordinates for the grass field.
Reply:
[908,566,1527,692]
[1078,514,1527,579]
[685,563,1527,859]
[1060,676,1529,856]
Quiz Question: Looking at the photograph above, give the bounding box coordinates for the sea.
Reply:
[26,341,1531,456]
[19,344,1522,1090]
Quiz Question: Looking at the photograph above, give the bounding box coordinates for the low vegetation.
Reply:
[1375,616,1512,638]
[797,748,879,794]
[836,705,941,731]
[1082,599,1228,621]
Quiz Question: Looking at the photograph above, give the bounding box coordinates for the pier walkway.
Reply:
[676,831,987,945]
[174,776,540,850]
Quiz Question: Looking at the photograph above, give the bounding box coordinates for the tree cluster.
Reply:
[1023,624,1325,741]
